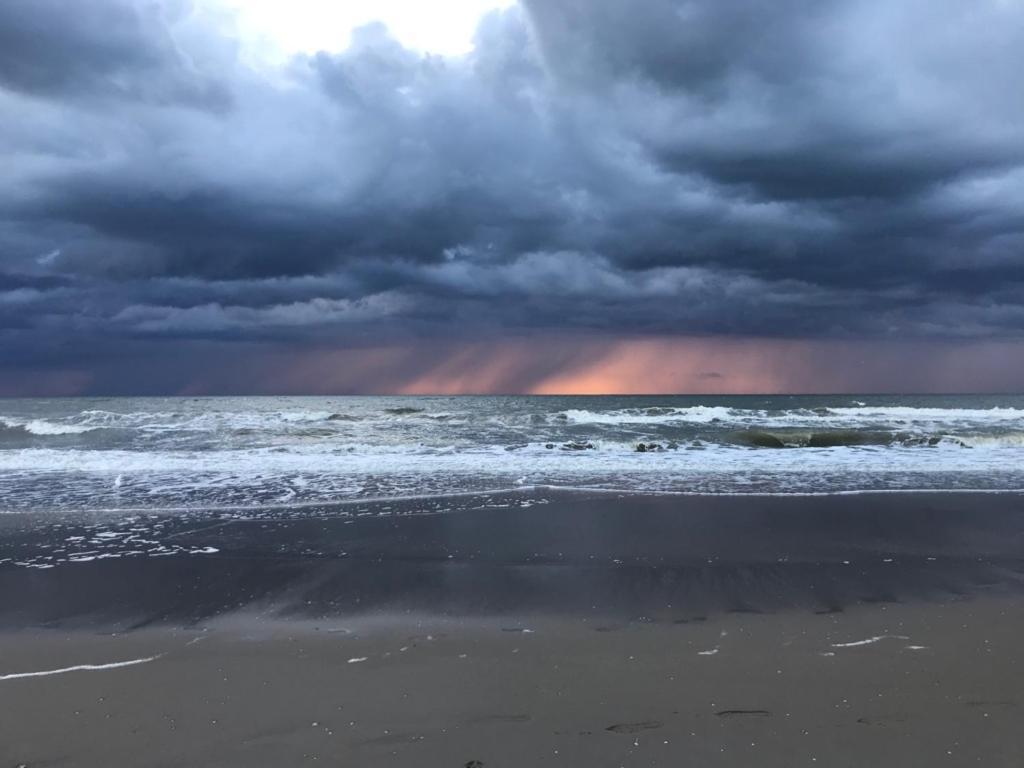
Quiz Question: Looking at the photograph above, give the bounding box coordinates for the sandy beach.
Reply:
[3,490,1024,766]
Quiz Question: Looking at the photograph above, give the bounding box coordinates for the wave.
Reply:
[75,407,446,429]
[71,408,343,433]
[2,442,1024,516]
[0,422,29,441]
[561,406,736,424]
[0,418,98,436]
[957,433,1024,448]
[13,403,1020,443]
[558,405,1024,428]
[728,429,973,449]
[25,419,98,435]
[325,413,362,422]
[819,406,1024,422]
[0,396,1021,513]
[0,431,1010,475]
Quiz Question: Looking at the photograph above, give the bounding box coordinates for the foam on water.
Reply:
[0,418,98,436]
[561,406,736,424]
[0,655,163,681]
[0,394,1023,513]
[560,405,1024,428]
[830,635,910,648]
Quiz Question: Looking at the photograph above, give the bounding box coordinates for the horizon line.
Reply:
[2,391,1024,399]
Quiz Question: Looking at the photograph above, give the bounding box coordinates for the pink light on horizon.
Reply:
[234,335,1024,395]
[5,335,1023,397]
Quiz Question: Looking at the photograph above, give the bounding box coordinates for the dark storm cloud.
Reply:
[1,0,1023,392]
[526,0,1024,194]
[0,0,230,108]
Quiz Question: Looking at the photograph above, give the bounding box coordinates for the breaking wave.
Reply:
[561,406,735,424]
[1,394,1024,512]
[0,419,98,437]
[558,405,1024,428]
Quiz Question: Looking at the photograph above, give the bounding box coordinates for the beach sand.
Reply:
[2,490,1024,766]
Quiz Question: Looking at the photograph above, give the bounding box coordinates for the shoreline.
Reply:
[3,489,1024,627]
[4,483,1024,520]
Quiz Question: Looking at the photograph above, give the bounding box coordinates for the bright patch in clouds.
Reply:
[208,0,517,59]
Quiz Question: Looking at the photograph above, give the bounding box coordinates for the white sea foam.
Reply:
[958,434,1024,448]
[560,405,1024,428]
[1,396,1023,512]
[0,418,97,435]
[561,406,736,425]
[0,654,162,681]
[0,437,1022,513]
[831,635,910,648]
[0,434,1016,475]
[825,406,1024,422]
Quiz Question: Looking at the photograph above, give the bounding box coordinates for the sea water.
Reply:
[1,394,1024,513]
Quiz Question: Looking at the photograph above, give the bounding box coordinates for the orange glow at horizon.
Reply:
[227,335,1024,396]
[524,338,799,394]
[388,337,806,394]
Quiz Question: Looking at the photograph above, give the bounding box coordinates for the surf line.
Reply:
[830,635,910,648]
[0,654,163,681]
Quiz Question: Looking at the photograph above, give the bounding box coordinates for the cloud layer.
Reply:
[1,0,1023,392]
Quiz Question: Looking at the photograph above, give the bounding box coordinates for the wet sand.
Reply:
[2,490,1024,765]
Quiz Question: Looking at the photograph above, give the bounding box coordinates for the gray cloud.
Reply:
[1,0,1023,392]
[0,0,231,108]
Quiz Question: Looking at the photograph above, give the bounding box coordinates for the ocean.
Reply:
[2,394,1024,514]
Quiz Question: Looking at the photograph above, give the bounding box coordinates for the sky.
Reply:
[1,0,1023,395]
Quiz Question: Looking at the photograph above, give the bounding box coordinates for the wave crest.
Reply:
[0,418,97,436]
